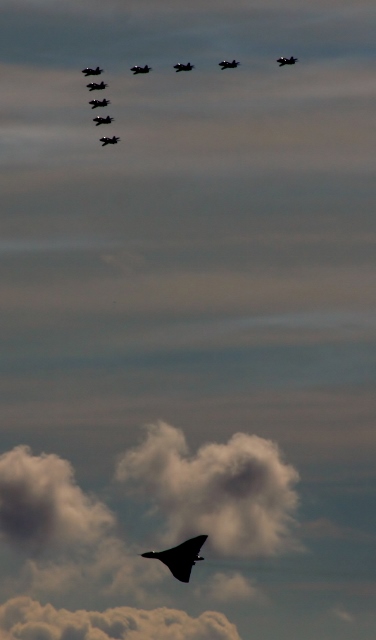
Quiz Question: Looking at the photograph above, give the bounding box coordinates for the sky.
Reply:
[0,0,375,638]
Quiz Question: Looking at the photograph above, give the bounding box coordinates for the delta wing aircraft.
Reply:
[141,535,208,583]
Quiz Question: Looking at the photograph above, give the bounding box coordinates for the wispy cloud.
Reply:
[301,518,376,543]
[332,604,354,623]
[0,237,117,255]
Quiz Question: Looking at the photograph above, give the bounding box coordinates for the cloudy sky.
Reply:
[0,0,375,638]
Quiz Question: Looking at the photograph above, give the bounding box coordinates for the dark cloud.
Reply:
[0,446,114,553]
[116,422,300,556]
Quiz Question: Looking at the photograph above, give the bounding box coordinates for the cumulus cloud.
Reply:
[115,422,300,557]
[0,597,242,640]
[0,446,171,604]
[0,445,115,553]
[20,537,166,606]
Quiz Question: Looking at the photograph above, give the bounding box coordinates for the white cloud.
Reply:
[116,422,300,556]
[0,597,242,640]
[0,445,114,553]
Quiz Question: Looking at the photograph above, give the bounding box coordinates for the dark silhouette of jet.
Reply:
[82,67,103,76]
[219,59,240,69]
[89,99,110,109]
[100,136,120,146]
[87,81,108,91]
[277,56,298,66]
[174,62,194,72]
[93,116,114,126]
[141,535,208,583]
[130,65,152,75]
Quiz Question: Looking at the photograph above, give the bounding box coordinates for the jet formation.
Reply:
[141,535,208,583]
[128,58,297,72]
[81,54,298,146]
[81,70,118,145]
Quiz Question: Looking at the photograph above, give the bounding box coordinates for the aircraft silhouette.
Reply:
[174,62,194,72]
[130,65,152,74]
[141,535,208,583]
[219,59,240,69]
[87,81,108,91]
[93,116,114,126]
[100,136,120,146]
[82,66,103,76]
[89,99,110,109]
[277,56,298,66]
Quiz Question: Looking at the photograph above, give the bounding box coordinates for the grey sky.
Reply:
[0,0,375,638]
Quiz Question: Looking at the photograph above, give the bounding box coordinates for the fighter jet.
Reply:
[277,56,298,66]
[100,136,120,146]
[130,65,151,75]
[89,99,110,109]
[141,535,208,583]
[219,59,240,69]
[174,62,194,72]
[93,116,114,126]
[82,66,103,76]
[87,81,108,91]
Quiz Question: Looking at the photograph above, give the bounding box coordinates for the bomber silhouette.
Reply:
[141,535,208,583]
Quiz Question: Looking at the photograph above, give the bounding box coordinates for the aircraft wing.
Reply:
[158,535,208,583]
[172,534,208,556]
[161,557,194,583]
